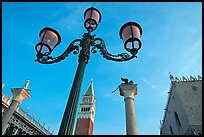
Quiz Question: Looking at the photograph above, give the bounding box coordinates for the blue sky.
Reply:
[2,2,202,135]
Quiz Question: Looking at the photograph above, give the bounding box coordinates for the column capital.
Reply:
[119,84,137,99]
[10,88,31,103]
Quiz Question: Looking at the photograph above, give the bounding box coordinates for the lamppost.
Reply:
[34,7,142,135]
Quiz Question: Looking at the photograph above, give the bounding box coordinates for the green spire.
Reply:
[84,79,94,96]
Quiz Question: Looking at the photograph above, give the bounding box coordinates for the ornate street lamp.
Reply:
[35,27,61,58]
[34,6,142,135]
[119,22,142,55]
[84,7,102,32]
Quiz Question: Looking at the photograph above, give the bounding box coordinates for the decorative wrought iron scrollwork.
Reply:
[35,39,81,64]
[91,38,137,62]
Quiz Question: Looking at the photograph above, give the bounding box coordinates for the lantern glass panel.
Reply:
[85,20,97,28]
[133,41,139,49]
[91,10,100,23]
[39,30,58,50]
[126,42,133,50]
[85,10,92,20]
[38,31,45,43]
[36,44,50,55]
[121,25,132,43]
[125,39,140,51]
[132,25,141,40]
[85,9,100,23]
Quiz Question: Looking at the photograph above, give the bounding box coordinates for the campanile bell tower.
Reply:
[74,79,96,135]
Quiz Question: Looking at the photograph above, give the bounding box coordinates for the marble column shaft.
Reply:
[119,84,138,135]
[2,88,30,133]
[2,100,20,133]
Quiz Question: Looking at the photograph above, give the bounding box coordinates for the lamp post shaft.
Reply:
[58,60,87,135]
[58,33,92,135]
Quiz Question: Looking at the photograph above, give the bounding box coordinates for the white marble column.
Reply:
[119,83,138,135]
[2,88,30,133]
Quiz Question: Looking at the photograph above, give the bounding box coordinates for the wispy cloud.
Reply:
[142,78,169,97]
[152,84,156,89]
[50,3,90,38]
[176,38,202,75]
[142,78,157,89]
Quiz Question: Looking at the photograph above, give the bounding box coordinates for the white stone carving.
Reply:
[23,79,30,89]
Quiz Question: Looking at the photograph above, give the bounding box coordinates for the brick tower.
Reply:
[74,79,96,135]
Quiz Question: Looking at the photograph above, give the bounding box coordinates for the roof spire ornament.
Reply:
[182,76,187,81]
[198,75,202,80]
[169,72,174,82]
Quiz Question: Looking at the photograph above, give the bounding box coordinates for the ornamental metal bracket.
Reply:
[91,38,137,62]
[35,39,81,64]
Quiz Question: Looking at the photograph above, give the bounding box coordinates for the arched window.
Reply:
[5,123,14,135]
[174,112,181,127]
[16,128,23,135]
[170,126,173,135]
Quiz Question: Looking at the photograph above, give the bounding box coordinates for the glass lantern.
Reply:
[84,7,102,32]
[119,22,142,55]
[35,27,61,56]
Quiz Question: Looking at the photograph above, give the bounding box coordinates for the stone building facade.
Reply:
[2,86,53,135]
[74,80,96,135]
[160,75,202,135]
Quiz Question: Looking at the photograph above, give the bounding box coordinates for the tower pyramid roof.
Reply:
[84,79,94,96]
